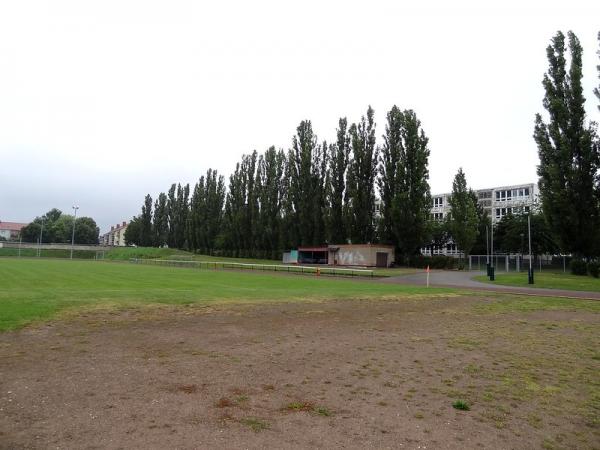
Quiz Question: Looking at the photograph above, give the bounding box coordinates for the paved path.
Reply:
[381,270,600,300]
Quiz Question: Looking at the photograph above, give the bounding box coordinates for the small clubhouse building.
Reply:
[284,244,395,268]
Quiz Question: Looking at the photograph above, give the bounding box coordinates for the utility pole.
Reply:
[38,218,45,257]
[486,225,490,276]
[70,205,79,259]
[528,213,534,284]
[489,221,495,281]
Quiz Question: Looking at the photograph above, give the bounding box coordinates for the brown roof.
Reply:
[0,222,27,231]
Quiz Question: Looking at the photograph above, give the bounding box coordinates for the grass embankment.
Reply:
[0,259,455,331]
[473,271,600,292]
[0,248,98,259]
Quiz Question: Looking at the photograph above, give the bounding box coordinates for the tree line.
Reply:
[126,105,444,262]
[126,30,600,262]
[20,208,99,244]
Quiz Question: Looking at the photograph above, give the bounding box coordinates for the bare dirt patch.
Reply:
[0,296,598,449]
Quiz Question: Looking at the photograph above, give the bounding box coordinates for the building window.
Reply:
[433,197,443,208]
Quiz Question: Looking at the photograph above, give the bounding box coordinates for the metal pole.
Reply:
[489,222,494,280]
[18,234,22,258]
[528,213,534,284]
[38,218,45,257]
[70,205,79,259]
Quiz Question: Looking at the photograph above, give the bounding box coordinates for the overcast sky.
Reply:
[1,0,599,233]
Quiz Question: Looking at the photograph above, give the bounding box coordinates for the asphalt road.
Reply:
[381,270,600,300]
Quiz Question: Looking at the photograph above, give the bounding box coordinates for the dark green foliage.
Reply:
[494,212,558,256]
[288,121,327,246]
[124,215,142,246]
[448,169,479,258]
[189,169,225,255]
[327,118,350,244]
[139,194,153,247]
[594,31,600,112]
[452,400,470,411]
[534,31,600,258]
[392,110,431,260]
[470,192,491,255]
[588,261,600,278]
[347,106,378,244]
[570,259,588,276]
[153,193,169,247]
[20,209,99,244]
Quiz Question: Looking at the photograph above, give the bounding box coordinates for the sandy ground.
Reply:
[1,295,598,449]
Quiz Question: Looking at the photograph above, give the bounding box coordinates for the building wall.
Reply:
[431,183,537,224]
[329,244,394,267]
[100,222,128,247]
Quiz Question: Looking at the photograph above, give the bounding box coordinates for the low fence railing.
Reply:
[129,258,375,277]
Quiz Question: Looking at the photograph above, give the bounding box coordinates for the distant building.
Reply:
[424,182,538,257]
[431,182,538,224]
[0,221,27,241]
[100,221,128,246]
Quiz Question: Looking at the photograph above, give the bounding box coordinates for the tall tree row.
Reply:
[128,106,435,262]
[534,31,600,258]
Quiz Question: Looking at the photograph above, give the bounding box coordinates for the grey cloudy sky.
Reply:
[1,0,599,233]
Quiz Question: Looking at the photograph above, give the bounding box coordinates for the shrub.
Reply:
[570,259,588,276]
[588,261,600,278]
[408,255,456,269]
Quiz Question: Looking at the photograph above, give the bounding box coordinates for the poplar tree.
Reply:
[153,192,169,247]
[534,31,599,257]
[347,106,378,244]
[256,147,285,259]
[393,109,431,259]
[448,169,478,261]
[327,118,350,244]
[595,31,600,112]
[140,194,153,247]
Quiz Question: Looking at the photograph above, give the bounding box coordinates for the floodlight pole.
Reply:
[528,212,534,284]
[70,205,79,259]
[489,221,495,281]
[38,218,45,257]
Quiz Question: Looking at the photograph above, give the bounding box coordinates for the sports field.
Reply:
[0,259,449,331]
[1,259,599,449]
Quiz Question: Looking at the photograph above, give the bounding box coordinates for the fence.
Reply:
[130,258,375,277]
[468,254,571,273]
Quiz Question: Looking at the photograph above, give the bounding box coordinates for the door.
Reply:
[376,252,388,268]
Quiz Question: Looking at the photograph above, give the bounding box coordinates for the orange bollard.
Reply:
[316,267,321,277]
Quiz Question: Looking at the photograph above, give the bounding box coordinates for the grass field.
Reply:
[473,271,600,292]
[0,259,453,331]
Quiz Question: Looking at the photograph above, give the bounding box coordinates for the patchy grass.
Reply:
[452,400,470,411]
[473,272,600,292]
[0,259,456,331]
[239,417,269,432]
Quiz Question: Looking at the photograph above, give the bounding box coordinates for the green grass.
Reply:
[0,248,98,259]
[0,259,455,331]
[473,271,600,292]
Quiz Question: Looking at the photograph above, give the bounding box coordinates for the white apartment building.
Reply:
[431,182,538,224]
[424,182,538,257]
[100,221,128,246]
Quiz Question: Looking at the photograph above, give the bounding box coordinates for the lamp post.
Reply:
[489,221,495,281]
[70,205,79,259]
[528,212,534,284]
[38,217,45,257]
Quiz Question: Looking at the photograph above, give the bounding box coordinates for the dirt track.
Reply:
[1,296,598,449]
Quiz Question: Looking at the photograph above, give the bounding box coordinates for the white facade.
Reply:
[426,183,538,257]
[431,183,537,224]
